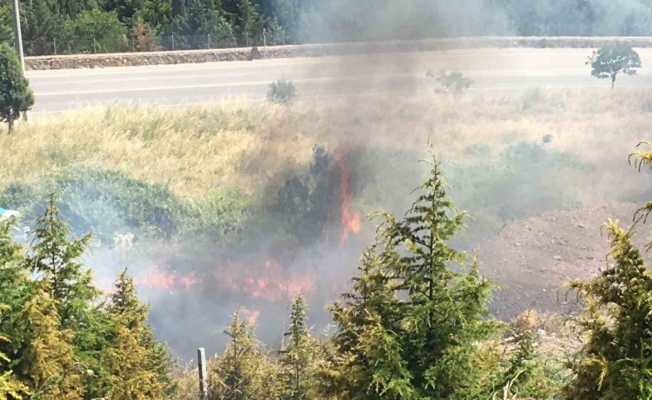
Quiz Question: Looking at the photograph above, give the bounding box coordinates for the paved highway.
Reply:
[27,48,652,112]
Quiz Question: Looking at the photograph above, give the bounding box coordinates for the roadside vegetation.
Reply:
[4,1,652,55]
[3,142,652,399]
[2,78,652,398]
[268,79,296,104]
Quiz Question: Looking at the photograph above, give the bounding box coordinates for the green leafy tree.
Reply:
[103,269,176,400]
[63,9,127,53]
[141,0,173,30]
[322,160,498,400]
[0,43,34,134]
[15,283,84,400]
[209,312,281,400]
[279,296,319,400]
[102,0,145,25]
[587,44,642,89]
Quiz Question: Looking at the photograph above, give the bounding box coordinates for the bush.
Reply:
[428,70,473,94]
[267,80,296,104]
[0,169,253,245]
[63,10,127,53]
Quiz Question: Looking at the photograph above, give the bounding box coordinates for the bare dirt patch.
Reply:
[476,202,645,319]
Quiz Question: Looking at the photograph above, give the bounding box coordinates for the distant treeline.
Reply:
[1,0,652,56]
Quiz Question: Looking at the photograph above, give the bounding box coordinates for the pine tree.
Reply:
[209,312,281,400]
[322,159,497,400]
[321,248,409,400]
[25,197,116,398]
[0,219,29,316]
[0,44,34,134]
[566,220,652,399]
[103,269,176,400]
[233,0,262,46]
[165,0,235,49]
[22,0,63,56]
[0,305,28,400]
[27,195,97,329]
[279,296,318,400]
[15,283,83,400]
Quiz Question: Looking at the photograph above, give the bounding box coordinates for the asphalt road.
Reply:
[27,48,652,112]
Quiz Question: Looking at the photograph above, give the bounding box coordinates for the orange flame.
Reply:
[238,260,314,302]
[335,149,362,245]
[134,266,200,290]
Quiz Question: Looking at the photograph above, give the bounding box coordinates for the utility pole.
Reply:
[11,0,26,73]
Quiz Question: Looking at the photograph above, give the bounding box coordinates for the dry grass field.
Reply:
[2,88,651,202]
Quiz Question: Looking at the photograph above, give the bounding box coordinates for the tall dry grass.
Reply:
[1,89,650,200]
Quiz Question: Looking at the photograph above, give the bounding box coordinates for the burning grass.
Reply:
[2,89,651,203]
[2,88,652,355]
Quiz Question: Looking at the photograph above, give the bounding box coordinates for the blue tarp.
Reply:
[0,208,6,215]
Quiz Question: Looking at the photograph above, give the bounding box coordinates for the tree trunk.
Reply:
[611,73,617,89]
[7,119,13,134]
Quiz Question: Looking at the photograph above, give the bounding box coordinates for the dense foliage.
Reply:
[563,144,652,399]
[0,44,33,133]
[3,0,652,55]
[3,148,652,399]
[587,44,642,88]
[0,197,175,400]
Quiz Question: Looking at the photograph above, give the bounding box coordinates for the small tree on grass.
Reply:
[0,44,34,134]
[587,44,641,89]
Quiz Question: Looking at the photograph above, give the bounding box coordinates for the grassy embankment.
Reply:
[0,89,650,244]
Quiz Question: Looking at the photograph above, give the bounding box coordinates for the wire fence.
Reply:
[25,30,283,56]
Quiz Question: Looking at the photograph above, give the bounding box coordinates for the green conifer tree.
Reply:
[0,44,34,134]
[0,220,30,318]
[27,195,97,329]
[0,305,28,400]
[322,160,497,400]
[233,0,262,46]
[279,296,319,400]
[566,220,652,399]
[26,197,116,398]
[209,312,281,400]
[15,283,83,400]
[103,269,176,399]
